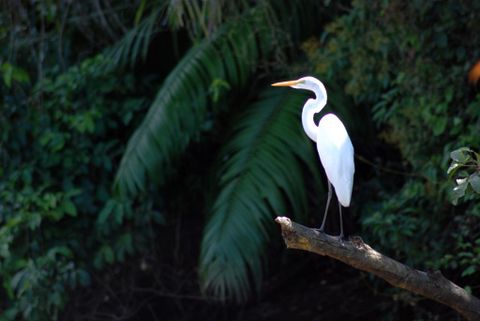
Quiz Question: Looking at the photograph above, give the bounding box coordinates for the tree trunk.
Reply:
[275,216,480,321]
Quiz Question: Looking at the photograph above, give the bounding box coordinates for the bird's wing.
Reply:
[316,113,355,207]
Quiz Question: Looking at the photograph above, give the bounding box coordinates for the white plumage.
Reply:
[272,76,354,237]
[316,113,354,207]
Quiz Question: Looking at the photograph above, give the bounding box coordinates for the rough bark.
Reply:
[275,216,480,321]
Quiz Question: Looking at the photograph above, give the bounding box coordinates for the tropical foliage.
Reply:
[113,0,329,302]
[0,54,160,320]
[448,147,480,205]
[1,0,480,320]
[305,0,480,304]
[198,88,320,301]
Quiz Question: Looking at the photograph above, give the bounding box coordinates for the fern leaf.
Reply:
[199,88,321,302]
[114,6,279,195]
[106,6,163,68]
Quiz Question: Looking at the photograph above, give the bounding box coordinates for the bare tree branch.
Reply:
[275,216,480,321]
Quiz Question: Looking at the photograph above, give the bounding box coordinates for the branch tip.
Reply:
[275,216,293,230]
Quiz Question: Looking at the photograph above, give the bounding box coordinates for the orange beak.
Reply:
[271,79,301,87]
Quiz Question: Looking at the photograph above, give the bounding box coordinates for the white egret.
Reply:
[272,76,354,238]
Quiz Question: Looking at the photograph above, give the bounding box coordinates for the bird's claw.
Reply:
[313,227,326,234]
[314,230,347,244]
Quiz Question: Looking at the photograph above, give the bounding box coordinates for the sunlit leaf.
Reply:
[447,161,460,176]
[450,147,472,163]
[469,173,480,194]
[451,180,467,205]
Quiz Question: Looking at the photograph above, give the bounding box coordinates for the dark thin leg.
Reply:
[319,182,333,231]
[338,204,344,239]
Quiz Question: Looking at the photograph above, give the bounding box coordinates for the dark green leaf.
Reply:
[432,116,447,136]
[114,5,286,196]
[461,265,476,277]
[62,200,77,217]
[199,88,321,302]
[97,199,116,225]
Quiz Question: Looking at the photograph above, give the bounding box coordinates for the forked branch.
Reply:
[275,216,480,321]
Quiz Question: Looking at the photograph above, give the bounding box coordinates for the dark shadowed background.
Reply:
[1,1,480,320]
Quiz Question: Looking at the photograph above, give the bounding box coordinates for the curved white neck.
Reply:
[301,83,327,142]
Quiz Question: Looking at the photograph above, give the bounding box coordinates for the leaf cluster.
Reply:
[0,55,161,320]
[6,0,480,319]
[0,0,330,317]
[448,147,480,205]
[304,0,480,315]
[113,0,327,302]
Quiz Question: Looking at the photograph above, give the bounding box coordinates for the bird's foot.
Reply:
[313,223,327,234]
[334,234,346,243]
[313,227,326,234]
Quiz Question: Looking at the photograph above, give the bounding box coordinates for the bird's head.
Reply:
[271,76,326,100]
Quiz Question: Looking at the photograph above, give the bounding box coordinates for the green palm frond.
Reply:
[166,0,251,38]
[199,88,321,302]
[105,4,163,68]
[114,5,280,195]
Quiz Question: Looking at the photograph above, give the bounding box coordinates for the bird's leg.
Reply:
[318,182,333,232]
[338,204,344,240]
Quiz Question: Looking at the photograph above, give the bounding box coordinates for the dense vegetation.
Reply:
[1,1,479,320]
